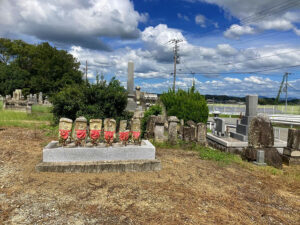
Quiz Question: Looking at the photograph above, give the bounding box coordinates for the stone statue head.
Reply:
[90,119,102,130]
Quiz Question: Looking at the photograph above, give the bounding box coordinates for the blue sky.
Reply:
[0,0,300,98]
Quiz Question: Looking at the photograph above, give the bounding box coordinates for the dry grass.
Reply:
[0,127,299,224]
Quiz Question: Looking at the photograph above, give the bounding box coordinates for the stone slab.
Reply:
[36,159,161,173]
[43,140,156,162]
[230,131,248,141]
[282,155,300,165]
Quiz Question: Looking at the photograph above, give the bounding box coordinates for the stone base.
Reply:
[36,159,161,173]
[253,161,267,166]
[230,131,248,141]
[43,140,155,162]
[282,155,300,165]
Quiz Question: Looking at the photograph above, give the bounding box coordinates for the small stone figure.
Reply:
[73,116,87,146]
[58,118,73,146]
[131,118,141,145]
[89,119,102,146]
[119,120,130,146]
[104,118,116,146]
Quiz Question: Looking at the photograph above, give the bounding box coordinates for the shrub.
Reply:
[141,104,162,137]
[160,86,208,124]
[51,78,131,123]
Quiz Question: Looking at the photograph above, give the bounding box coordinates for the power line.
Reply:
[176,64,300,75]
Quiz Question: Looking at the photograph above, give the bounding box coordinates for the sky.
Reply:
[0,0,300,98]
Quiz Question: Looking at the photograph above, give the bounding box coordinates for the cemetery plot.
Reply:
[0,127,299,224]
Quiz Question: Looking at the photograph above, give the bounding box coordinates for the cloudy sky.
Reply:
[1,0,300,98]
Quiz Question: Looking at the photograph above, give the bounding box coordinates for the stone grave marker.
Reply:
[168,116,179,144]
[243,115,282,169]
[154,115,165,142]
[282,128,300,165]
[197,122,207,145]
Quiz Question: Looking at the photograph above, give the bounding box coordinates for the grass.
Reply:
[272,123,300,130]
[152,140,242,165]
[152,140,300,181]
[0,101,56,135]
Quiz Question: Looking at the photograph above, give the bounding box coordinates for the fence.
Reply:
[208,104,300,115]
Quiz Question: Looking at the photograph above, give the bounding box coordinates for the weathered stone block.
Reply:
[248,115,274,148]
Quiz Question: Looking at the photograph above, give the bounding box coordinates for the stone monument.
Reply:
[168,116,179,145]
[119,120,130,146]
[243,115,282,169]
[197,122,207,146]
[126,61,137,112]
[154,115,165,142]
[231,95,258,141]
[282,128,300,165]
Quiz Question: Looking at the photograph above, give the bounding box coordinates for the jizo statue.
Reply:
[119,120,130,146]
[131,118,141,145]
[89,119,102,146]
[58,118,73,146]
[104,118,116,146]
[73,116,87,146]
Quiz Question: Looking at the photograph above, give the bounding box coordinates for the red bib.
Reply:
[90,130,101,140]
[59,129,71,140]
[76,129,86,140]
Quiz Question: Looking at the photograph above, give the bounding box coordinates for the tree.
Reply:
[51,77,130,123]
[160,87,209,123]
[0,38,83,96]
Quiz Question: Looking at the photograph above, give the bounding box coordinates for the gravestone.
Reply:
[282,128,300,165]
[39,92,43,104]
[197,122,207,145]
[243,115,282,169]
[146,115,156,139]
[154,115,165,142]
[33,94,38,104]
[230,95,258,141]
[183,126,196,142]
[168,116,179,144]
[214,118,226,137]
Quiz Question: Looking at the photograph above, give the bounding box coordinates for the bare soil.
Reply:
[0,127,300,225]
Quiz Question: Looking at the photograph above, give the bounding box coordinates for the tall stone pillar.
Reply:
[127,62,134,95]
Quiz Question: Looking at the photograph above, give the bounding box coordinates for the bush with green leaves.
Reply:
[160,86,208,124]
[141,104,162,137]
[51,78,132,123]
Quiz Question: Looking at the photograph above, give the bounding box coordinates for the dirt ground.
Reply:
[0,127,300,225]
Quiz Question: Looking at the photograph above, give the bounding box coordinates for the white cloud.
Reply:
[224,77,241,83]
[0,0,145,50]
[195,14,206,27]
[224,25,256,39]
[198,0,300,38]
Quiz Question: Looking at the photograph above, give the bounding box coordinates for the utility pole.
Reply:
[168,39,183,92]
[285,72,289,113]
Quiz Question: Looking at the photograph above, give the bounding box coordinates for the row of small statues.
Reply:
[59,116,141,147]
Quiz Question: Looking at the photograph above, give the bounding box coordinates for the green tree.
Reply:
[0,38,83,96]
[160,87,209,124]
[51,78,130,123]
